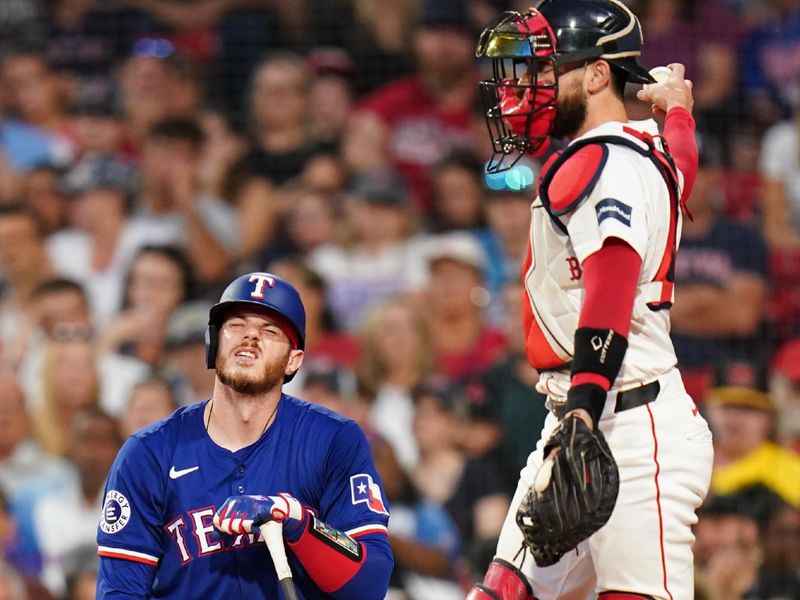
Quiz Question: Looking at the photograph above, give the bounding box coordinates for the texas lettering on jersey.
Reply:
[96,396,390,599]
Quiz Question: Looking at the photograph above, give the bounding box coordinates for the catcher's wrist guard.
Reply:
[517,417,619,567]
[572,327,627,383]
[466,559,535,600]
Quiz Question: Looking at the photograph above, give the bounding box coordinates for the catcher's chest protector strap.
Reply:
[537,133,681,235]
[466,559,536,600]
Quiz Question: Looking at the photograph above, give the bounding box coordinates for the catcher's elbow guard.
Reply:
[466,559,536,600]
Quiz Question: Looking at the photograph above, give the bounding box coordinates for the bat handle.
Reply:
[260,521,299,600]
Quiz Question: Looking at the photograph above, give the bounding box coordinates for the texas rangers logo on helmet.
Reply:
[248,274,276,299]
[350,474,388,515]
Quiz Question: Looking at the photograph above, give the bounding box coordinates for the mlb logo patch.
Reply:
[350,474,388,515]
[595,198,632,227]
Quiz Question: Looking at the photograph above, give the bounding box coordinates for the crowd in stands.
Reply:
[1,0,800,598]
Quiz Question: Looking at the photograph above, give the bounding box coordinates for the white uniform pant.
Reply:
[496,368,713,600]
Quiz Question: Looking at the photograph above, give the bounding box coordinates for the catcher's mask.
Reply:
[475,0,656,172]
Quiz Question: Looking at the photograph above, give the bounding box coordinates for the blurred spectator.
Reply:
[0,0,44,57]
[274,186,344,260]
[46,156,148,328]
[693,492,762,600]
[298,359,359,418]
[759,107,800,340]
[63,544,98,600]
[705,361,800,507]
[33,407,121,596]
[749,500,800,598]
[132,118,236,283]
[20,165,69,236]
[346,0,416,96]
[739,0,800,126]
[359,296,435,472]
[98,244,194,367]
[379,432,465,600]
[0,80,70,177]
[196,107,247,205]
[69,87,129,161]
[29,279,92,341]
[760,100,800,249]
[428,149,487,234]
[770,338,800,452]
[120,377,178,437]
[638,0,739,155]
[268,258,360,378]
[307,47,356,151]
[481,280,549,473]
[1,51,75,155]
[161,300,215,406]
[0,204,55,369]
[43,0,143,105]
[670,137,769,402]
[238,52,324,186]
[343,0,479,210]
[308,168,428,332]
[0,488,54,600]
[0,370,72,581]
[422,232,507,380]
[444,379,512,577]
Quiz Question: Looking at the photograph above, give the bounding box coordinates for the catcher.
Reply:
[469,1,714,599]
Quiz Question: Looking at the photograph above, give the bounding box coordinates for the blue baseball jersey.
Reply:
[96,395,390,599]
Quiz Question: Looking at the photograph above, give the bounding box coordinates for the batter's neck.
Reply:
[205,388,281,451]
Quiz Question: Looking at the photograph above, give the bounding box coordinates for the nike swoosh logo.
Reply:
[169,466,200,479]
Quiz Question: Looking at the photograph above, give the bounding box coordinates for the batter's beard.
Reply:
[216,349,290,395]
[550,81,587,140]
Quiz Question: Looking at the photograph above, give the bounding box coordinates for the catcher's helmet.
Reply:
[205,272,306,380]
[476,0,655,171]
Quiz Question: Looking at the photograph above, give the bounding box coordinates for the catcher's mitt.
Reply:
[516,415,619,567]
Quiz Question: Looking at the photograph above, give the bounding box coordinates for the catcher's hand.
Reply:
[516,415,619,567]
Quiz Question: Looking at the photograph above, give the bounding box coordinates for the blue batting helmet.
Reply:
[205,272,306,380]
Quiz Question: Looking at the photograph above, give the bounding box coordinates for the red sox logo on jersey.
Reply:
[248,274,275,299]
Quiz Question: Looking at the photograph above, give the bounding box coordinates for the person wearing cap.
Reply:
[469,1,710,598]
[308,167,429,332]
[96,272,393,599]
[422,231,507,380]
[162,300,216,406]
[343,0,480,210]
[705,361,800,508]
[771,339,800,452]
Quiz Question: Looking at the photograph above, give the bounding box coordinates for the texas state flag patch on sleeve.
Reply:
[350,474,388,515]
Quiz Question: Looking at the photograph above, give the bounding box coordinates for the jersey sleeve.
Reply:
[96,436,165,571]
[318,421,390,536]
[563,149,650,264]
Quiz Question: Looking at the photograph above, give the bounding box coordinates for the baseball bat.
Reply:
[261,521,299,600]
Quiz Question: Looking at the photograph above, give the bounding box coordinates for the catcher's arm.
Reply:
[564,238,642,428]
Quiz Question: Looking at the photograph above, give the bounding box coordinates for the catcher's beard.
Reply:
[216,347,290,395]
[550,77,587,140]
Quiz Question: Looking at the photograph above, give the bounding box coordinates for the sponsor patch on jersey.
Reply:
[100,490,131,534]
[350,474,388,515]
[595,198,632,227]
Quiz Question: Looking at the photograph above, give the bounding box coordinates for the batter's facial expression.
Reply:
[215,308,298,395]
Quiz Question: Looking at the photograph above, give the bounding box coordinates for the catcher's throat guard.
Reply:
[516,416,619,567]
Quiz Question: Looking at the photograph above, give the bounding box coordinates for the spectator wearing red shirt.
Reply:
[343,0,479,211]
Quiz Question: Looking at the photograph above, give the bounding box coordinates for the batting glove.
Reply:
[213,493,308,541]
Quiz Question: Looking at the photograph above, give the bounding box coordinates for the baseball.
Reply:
[648,66,672,85]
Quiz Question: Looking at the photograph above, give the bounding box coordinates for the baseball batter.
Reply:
[95,273,393,599]
[469,1,714,599]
